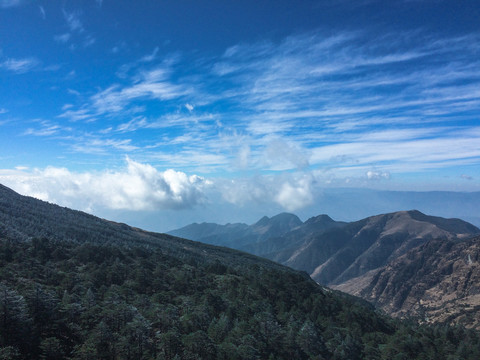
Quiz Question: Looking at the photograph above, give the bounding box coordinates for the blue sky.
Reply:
[1,0,480,231]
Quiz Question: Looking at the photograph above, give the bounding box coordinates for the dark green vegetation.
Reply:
[1,184,480,359]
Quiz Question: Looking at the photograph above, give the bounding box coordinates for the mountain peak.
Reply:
[255,215,271,227]
[270,212,302,225]
[305,214,335,225]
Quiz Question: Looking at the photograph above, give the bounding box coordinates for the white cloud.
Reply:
[71,138,138,154]
[217,172,314,212]
[0,158,209,211]
[235,145,251,169]
[263,139,309,170]
[93,71,187,113]
[23,125,60,137]
[140,47,159,62]
[11,28,479,193]
[274,176,314,211]
[117,117,148,132]
[0,58,38,73]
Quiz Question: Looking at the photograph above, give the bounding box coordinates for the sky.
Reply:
[1,0,480,231]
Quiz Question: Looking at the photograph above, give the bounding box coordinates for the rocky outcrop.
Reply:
[335,236,480,329]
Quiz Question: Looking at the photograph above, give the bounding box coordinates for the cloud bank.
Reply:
[0,158,209,211]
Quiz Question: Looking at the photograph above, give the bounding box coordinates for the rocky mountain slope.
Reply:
[270,210,479,285]
[334,235,480,329]
[171,209,479,287]
[171,208,480,328]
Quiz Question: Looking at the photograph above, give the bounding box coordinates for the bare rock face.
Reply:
[335,236,480,329]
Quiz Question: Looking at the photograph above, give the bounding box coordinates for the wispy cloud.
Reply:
[23,124,61,137]
[54,33,71,44]
[61,65,190,121]
[57,9,96,50]
[71,137,138,154]
[39,5,46,19]
[52,29,480,194]
[63,10,84,33]
[21,119,72,138]
[140,47,159,62]
[0,57,38,73]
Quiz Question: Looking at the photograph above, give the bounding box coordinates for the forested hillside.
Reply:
[2,184,480,359]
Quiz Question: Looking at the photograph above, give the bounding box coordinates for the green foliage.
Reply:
[1,237,480,359]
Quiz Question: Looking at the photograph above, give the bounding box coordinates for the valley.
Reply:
[170,208,480,329]
[2,183,480,359]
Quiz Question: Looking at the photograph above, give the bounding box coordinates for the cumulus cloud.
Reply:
[218,173,314,212]
[274,176,314,211]
[0,158,209,211]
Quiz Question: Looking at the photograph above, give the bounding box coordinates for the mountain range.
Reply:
[169,209,480,328]
[6,182,480,358]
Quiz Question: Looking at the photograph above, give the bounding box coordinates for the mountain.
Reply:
[168,212,303,249]
[172,209,479,287]
[166,221,250,242]
[241,214,346,256]
[267,210,479,286]
[335,235,480,329]
[171,208,480,328]
[5,183,480,358]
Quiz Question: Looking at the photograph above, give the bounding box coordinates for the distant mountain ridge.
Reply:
[275,210,479,285]
[170,208,480,327]
[169,210,479,286]
[168,212,303,248]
